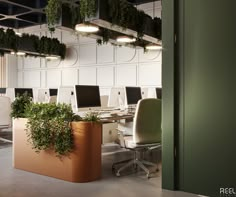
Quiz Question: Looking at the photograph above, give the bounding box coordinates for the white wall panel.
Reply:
[97,44,115,64]
[62,31,79,44]
[62,69,78,86]
[17,56,23,69]
[17,72,23,88]
[139,49,162,62]
[24,56,41,69]
[46,70,61,87]
[139,63,162,86]
[97,67,114,86]
[61,47,78,67]
[23,71,41,88]
[116,64,137,86]
[117,47,138,63]
[46,58,61,68]
[79,68,96,85]
[79,44,96,65]
[40,70,46,87]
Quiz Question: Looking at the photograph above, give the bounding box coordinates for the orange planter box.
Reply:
[13,118,102,182]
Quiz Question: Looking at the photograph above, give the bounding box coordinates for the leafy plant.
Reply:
[25,103,81,156]
[45,0,62,32]
[80,0,97,19]
[83,111,100,122]
[11,92,32,118]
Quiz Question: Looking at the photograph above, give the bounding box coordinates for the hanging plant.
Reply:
[80,0,97,19]
[45,0,62,32]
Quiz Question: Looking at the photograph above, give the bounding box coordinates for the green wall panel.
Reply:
[177,0,236,196]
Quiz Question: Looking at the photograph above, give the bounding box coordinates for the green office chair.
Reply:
[113,98,161,178]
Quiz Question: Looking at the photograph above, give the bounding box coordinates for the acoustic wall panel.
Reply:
[62,69,78,86]
[78,67,96,85]
[97,44,115,64]
[23,71,41,88]
[46,70,61,87]
[116,64,137,86]
[79,44,96,65]
[117,47,138,63]
[24,56,41,69]
[139,63,161,86]
[17,72,23,87]
[97,67,114,86]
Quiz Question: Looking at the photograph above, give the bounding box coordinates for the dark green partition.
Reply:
[163,0,236,196]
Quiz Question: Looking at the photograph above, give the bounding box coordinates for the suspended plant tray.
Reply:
[86,0,161,44]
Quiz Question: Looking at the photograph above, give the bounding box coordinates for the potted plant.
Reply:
[12,96,102,183]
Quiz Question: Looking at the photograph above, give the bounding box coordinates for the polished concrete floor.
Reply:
[0,144,199,197]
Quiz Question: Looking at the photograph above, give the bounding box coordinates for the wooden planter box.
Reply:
[13,118,102,183]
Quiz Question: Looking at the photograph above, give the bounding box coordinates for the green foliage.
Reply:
[83,111,100,122]
[45,0,62,32]
[0,28,66,59]
[80,0,96,19]
[25,103,81,156]
[11,92,32,118]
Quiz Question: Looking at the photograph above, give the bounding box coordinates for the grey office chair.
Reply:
[113,98,161,178]
[0,96,12,143]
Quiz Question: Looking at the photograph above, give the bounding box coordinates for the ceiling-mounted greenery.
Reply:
[45,0,62,32]
[80,0,97,19]
[0,28,66,59]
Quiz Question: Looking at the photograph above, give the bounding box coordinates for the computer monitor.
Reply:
[108,87,125,109]
[15,88,33,98]
[156,88,162,99]
[37,88,49,103]
[0,88,6,94]
[49,89,58,96]
[75,85,101,111]
[57,86,75,105]
[125,86,142,105]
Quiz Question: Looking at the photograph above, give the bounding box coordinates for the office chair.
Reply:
[0,96,12,143]
[113,98,161,178]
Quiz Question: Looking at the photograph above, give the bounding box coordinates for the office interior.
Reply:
[1,0,235,197]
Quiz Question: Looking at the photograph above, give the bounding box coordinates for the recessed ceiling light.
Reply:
[16,52,26,56]
[145,44,162,50]
[15,32,22,36]
[45,55,60,60]
[75,24,99,33]
[116,36,136,43]
[10,52,15,55]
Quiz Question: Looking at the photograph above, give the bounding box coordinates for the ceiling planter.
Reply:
[0,28,66,59]
[84,0,161,45]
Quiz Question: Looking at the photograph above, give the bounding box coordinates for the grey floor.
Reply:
[0,143,199,197]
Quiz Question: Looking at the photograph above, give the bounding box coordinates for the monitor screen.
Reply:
[125,87,142,105]
[15,88,33,98]
[49,89,58,96]
[75,85,101,109]
[156,88,162,99]
[0,88,6,94]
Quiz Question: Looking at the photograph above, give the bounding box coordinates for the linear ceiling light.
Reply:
[75,23,99,33]
[116,36,136,43]
[145,44,162,50]
[45,55,60,60]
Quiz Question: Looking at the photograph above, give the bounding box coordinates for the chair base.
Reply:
[0,137,12,143]
[114,158,158,178]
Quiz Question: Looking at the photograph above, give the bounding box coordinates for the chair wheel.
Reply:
[116,172,120,177]
[147,174,150,179]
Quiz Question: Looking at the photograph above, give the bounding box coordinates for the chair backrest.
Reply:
[133,98,161,144]
[0,96,11,126]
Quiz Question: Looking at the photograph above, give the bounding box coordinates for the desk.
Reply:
[99,112,134,144]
